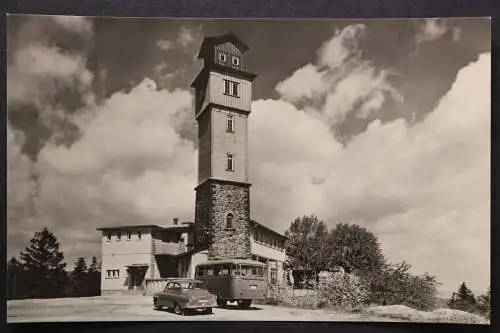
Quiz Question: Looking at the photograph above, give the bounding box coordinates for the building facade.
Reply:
[97,33,288,293]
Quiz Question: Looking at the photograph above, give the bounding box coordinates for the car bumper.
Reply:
[184,301,217,309]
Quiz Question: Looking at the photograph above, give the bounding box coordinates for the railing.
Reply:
[143,278,172,295]
[154,242,187,256]
[143,277,196,295]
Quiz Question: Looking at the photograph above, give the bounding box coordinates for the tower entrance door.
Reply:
[125,265,148,290]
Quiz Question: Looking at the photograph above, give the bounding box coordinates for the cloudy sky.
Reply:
[7,15,490,296]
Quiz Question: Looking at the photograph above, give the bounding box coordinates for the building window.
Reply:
[226,212,234,229]
[226,114,234,133]
[106,269,120,279]
[137,231,142,240]
[270,268,277,285]
[116,232,121,241]
[219,52,227,62]
[232,56,240,66]
[226,153,234,171]
[223,79,239,97]
[106,233,112,241]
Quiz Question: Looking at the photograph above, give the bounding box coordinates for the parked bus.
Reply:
[194,259,268,309]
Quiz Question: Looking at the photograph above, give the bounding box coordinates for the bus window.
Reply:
[195,267,201,276]
[232,264,241,276]
[240,265,265,277]
[206,266,214,276]
[213,266,221,276]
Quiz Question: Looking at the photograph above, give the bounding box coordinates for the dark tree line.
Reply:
[7,227,101,300]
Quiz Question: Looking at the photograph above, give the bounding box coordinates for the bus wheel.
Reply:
[216,296,226,307]
[237,299,252,309]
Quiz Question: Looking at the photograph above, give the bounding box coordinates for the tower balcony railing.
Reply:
[154,242,189,256]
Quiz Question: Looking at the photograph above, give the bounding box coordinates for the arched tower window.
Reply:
[226,213,234,229]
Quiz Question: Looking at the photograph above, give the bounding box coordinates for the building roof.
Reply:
[96,222,194,232]
[250,220,288,239]
[196,32,249,59]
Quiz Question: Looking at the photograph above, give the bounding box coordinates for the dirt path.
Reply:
[7,294,395,322]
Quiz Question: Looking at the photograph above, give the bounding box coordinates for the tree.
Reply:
[448,282,477,313]
[71,257,88,297]
[7,256,24,300]
[325,223,385,276]
[87,256,101,296]
[285,215,329,276]
[20,227,68,298]
[364,261,438,310]
[475,286,490,318]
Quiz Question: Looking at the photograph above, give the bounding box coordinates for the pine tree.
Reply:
[20,227,68,298]
[7,257,23,299]
[71,257,88,297]
[87,256,101,296]
[448,282,476,313]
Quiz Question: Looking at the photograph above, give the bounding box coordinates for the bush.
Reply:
[317,272,368,309]
[363,262,438,311]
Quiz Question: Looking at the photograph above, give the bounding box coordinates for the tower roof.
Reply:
[196,32,250,59]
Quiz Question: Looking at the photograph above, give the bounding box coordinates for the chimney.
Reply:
[173,217,178,225]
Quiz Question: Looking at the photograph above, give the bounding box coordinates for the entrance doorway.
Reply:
[126,265,148,290]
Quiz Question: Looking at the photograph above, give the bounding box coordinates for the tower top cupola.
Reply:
[191,33,256,91]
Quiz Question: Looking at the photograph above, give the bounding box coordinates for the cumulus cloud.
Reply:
[51,16,93,36]
[276,24,402,128]
[156,26,202,52]
[8,43,93,106]
[414,19,462,55]
[7,15,95,161]
[8,78,197,261]
[157,40,175,50]
[250,52,490,293]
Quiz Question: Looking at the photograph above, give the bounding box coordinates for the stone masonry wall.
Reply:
[195,180,251,259]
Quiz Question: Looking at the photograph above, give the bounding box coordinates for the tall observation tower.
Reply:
[190,33,257,259]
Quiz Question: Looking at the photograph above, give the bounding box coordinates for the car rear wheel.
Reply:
[216,295,226,307]
[237,299,252,309]
[205,307,213,314]
[153,298,162,310]
[173,303,184,316]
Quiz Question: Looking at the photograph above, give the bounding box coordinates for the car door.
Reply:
[158,282,172,307]
[168,282,183,305]
[165,282,182,307]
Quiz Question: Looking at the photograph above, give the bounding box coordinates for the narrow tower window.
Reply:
[226,213,234,229]
[232,56,240,66]
[226,114,234,133]
[226,153,234,171]
[223,79,239,97]
[219,52,227,62]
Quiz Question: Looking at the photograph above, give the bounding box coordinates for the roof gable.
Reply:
[197,32,249,59]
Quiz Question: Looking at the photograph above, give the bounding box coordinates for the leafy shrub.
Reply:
[317,272,368,309]
[363,262,438,311]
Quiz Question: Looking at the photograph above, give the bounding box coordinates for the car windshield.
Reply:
[179,281,206,290]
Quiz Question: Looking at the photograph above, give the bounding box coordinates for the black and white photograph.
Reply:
[6,15,491,324]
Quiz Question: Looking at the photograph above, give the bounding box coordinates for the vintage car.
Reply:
[153,279,217,315]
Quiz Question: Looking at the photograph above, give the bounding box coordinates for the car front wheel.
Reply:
[205,307,213,314]
[173,303,184,316]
